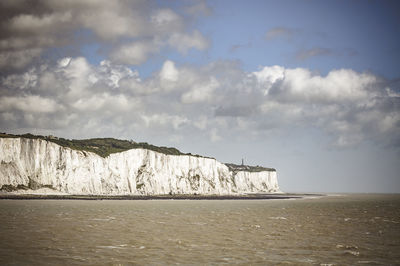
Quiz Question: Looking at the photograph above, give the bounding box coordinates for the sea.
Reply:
[0,194,399,265]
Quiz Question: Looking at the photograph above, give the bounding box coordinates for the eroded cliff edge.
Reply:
[0,137,280,195]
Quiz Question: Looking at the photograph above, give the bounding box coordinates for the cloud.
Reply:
[151,8,184,33]
[184,0,212,17]
[0,0,210,70]
[141,113,188,130]
[252,65,285,95]
[296,47,334,60]
[265,27,296,40]
[0,95,59,113]
[210,128,221,142]
[253,66,399,147]
[215,106,254,117]
[110,41,160,65]
[229,42,252,53]
[168,30,209,53]
[98,60,139,89]
[160,60,179,82]
[0,48,42,70]
[254,67,377,102]
[0,57,398,147]
[295,47,359,61]
[181,77,219,103]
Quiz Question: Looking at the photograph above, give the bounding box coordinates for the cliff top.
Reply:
[0,132,205,158]
[225,163,276,172]
[0,133,275,171]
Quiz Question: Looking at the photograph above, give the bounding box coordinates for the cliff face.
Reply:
[0,138,280,195]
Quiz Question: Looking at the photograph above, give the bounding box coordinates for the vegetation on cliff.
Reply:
[0,132,200,158]
[0,133,274,171]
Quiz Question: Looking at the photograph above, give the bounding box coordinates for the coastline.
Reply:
[0,193,324,200]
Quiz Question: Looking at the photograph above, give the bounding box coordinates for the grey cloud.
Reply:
[0,95,59,113]
[0,0,210,69]
[184,0,212,17]
[215,106,254,117]
[229,42,252,53]
[265,27,297,40]
[296,47,334,61]
[296,47,359,61]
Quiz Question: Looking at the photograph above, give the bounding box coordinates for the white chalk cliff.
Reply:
[0,137,280,195]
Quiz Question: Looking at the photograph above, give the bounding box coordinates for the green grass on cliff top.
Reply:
[0,132,190,158]
[0,132,275,172]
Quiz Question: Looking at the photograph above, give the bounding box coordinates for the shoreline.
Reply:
[0,193,324,200]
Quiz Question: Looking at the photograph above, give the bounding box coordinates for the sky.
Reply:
[0,0,399,193]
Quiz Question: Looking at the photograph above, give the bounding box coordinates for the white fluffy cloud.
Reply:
[160,60,179,82]
[254,66,377,102]
[253,66,398,147]
[110,41,160,65]
[0,57,398,147]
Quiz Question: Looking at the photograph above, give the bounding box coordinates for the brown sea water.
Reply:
[0,194,399,265]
